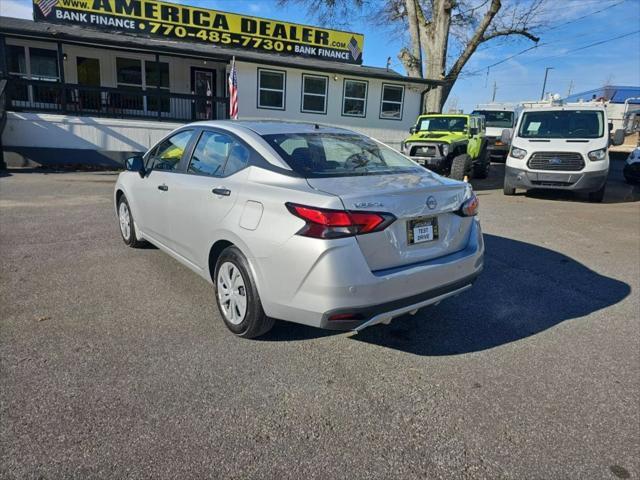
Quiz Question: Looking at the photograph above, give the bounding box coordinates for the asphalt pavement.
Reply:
[1,160,639,479]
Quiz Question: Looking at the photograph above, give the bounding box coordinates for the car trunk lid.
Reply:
[306,172,472,271]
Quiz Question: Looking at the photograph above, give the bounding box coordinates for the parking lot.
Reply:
[1,160,639,479]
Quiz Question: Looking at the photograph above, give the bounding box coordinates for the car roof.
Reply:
[521,105,606,112]
[189,120,354,136]
[417,114,478,118]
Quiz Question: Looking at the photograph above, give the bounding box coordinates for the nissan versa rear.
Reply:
[114,121,484,338]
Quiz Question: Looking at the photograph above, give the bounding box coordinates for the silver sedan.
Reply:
[114,121,484,338]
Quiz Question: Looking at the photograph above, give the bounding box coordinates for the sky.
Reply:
[1,0,639,112]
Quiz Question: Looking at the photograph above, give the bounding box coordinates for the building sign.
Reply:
[32,0,365,64]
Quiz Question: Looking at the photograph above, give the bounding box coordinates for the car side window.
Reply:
[187,131,251,177]
[188,131,231,177]
[147,130,193,171]
[224,141,250,176]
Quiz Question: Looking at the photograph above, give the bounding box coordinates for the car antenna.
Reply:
[314,123,320,130]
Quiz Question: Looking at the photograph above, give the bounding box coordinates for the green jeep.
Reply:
[401,114,490,180]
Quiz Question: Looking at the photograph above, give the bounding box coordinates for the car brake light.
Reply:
[286,203,396,239]
[456,192,479,217]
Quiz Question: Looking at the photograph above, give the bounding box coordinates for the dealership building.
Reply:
[0,1,438,167]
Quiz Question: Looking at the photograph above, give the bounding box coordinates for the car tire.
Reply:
[503,178,516,195]
[450,154,471,181]
[588,184,606,203]
[214,246,274,338]
[472,146,490,179]
[117,195,144,248]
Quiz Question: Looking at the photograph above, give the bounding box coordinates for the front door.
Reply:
[76,57,101,111]
[135,130,195,245]
[191,68,217,121]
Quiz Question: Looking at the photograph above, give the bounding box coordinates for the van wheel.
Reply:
[503,178,516,195]
[450,154,471,181]
[588,184,606,203]
[214,246,274,338]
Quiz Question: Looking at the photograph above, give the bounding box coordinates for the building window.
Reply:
[342,79,367,117]
[115,58,170,113]
[257,69,285,110]
[115,57,143,110]
[301,74,328,114]
[29,48,59,81]
[116,57,142,86]
[6,45,28,101]
[145,61,170,113]
[7,45,27,77]
[380,84,404,120]
[6,46,59,104]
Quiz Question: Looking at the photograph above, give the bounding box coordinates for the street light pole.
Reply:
[540,67,554,100]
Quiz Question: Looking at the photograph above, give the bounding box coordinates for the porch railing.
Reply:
[3,77,229,122]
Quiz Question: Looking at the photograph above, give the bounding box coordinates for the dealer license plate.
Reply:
[407,216,439,244]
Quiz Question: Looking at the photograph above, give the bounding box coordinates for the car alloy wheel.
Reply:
[217,261,248,325]
[119,201,131,241]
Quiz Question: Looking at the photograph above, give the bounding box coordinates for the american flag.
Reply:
[36,0,58,18]
[228,57,238,120]
[348,37,362,62]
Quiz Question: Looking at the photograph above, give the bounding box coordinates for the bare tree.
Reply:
[281,0,544,112]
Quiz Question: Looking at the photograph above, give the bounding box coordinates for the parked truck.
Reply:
[471,103,521,162]
[501,101,625,202]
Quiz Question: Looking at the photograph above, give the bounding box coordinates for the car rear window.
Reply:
[262,133,422,178]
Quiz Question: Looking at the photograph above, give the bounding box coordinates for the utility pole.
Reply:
[567,80,574,97]
[540,66,554,100]
[491,81,497,102]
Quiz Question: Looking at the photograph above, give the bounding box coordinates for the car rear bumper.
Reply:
[257,219,484,330]
[505,165,608,192]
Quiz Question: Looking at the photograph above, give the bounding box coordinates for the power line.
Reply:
[541,0,627,32]
[463,29,639,78]
[472,0,626,57]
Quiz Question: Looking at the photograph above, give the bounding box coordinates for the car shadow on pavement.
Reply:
[350,234,630,356]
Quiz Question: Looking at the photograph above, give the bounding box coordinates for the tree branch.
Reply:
[483,28,540,43]
[445,0,502,80]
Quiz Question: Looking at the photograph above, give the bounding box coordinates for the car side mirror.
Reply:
[409,126,416,134]
[125,155,145,177]
[469,127,478,136]
[608,122,614,132]
[500,128,512,145]
[611,128,625,146]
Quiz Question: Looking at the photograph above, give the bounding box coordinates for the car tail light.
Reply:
[456,192,479,217]
[286,203,396,239]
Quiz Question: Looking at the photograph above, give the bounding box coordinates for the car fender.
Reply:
[114,173,145,239]
[204,228,266,296]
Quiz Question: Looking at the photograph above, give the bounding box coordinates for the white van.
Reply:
[502,103,625,202]
[472,103,521,161]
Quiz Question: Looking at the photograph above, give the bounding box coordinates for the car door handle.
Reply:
[158,184,168,191]
[212,188,231,196]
